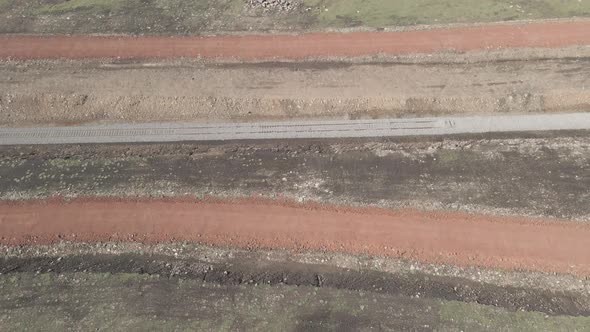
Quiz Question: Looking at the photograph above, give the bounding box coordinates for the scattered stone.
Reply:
[247,0,299,11]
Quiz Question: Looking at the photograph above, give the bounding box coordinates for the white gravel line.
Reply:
[1,113,589,145]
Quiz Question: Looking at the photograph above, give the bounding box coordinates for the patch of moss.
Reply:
[33,0,129,15]
[1,273,588,330]
[303,0,590,27]
[440,301,590,331]
[4,0,590,33]
[0,0,14,10]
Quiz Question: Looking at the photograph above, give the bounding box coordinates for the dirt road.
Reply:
[2,20,590,60]
[2,198,590,275]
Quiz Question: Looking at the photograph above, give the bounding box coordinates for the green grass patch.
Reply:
[1,272,589,330]
[303,0,590,27]
[440,301,590,331]
[30,0,241,15]
[33,0,130,15]
[0,0,14,10]
[3,0,590,33]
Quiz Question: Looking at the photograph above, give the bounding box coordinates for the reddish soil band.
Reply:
[1,198,589,275]
[1,20,590,59]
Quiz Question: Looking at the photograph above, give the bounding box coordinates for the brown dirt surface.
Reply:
[3,56,590,126]
[2,20,590,60]
[2,136,589,221]
[1,197,590,276]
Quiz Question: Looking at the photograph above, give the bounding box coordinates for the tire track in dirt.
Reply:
[1,20,590,59]
[1,197,589,276]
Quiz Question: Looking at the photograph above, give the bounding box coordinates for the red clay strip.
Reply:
[1,20,590,59]
[1,197,589,275]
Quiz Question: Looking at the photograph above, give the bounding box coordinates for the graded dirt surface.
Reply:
[2,20,590,60]
[3,55,590,126]
[1,197,590,276]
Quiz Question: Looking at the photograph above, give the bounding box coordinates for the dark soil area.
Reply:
[1,253,588,316]
[2,242,590,330]
[4,272,589,331]
[1,134,588,220]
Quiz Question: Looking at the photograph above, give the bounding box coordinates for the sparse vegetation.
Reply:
[1,0,590,33]
[1,272,589,330]
[304,0,590,27]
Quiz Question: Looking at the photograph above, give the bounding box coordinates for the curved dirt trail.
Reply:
[1,198,589,276]
[1,20,590,59]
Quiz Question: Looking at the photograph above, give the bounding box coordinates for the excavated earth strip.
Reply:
[2,21,590,60]
[2,56,590,126]
[2,252,589,316]
[1,197,590,276]
[1,136,588,220]
[4,242,589,301]
[2,271,590,329]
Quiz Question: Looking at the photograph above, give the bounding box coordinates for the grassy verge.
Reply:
[1,272,589,331]
[305,0,590,27]
[1,0,590,34]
